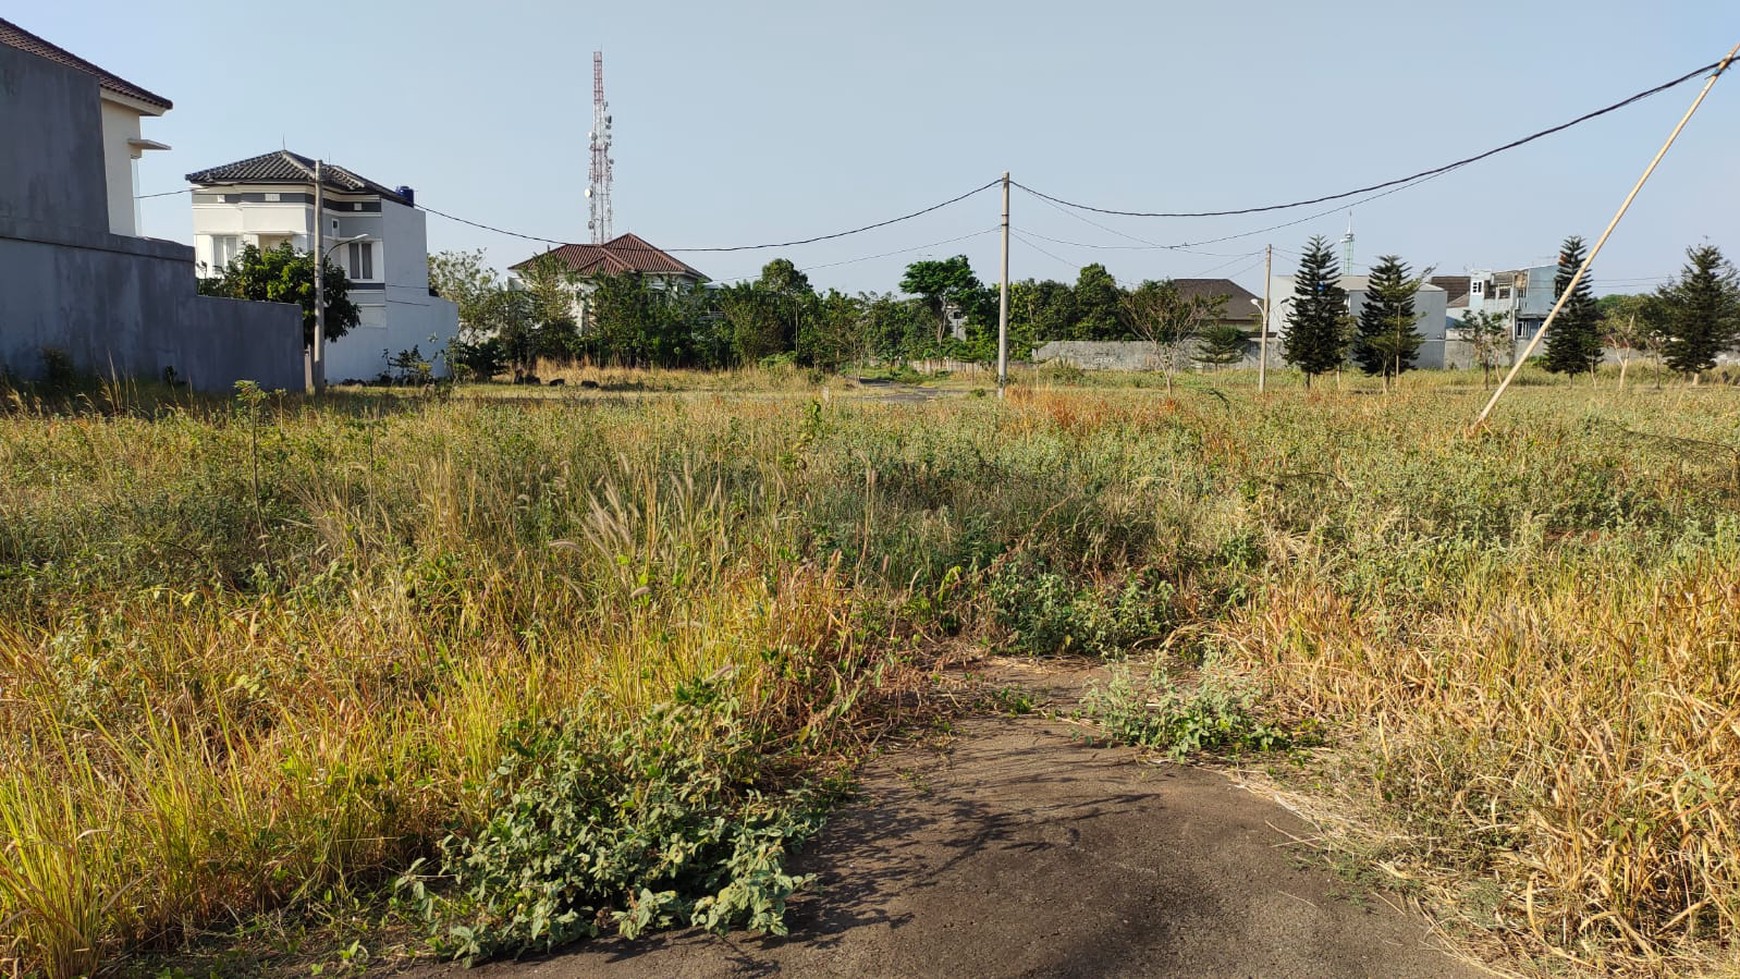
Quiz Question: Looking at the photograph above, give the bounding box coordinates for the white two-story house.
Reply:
[187,150,458,381]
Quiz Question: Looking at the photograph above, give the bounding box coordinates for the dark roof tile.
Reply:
[0,15,172,111]
[1171,278,1260,322]
[513,233,708,281]
[185,150,411,205]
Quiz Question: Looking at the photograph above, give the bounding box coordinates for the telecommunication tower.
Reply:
[587,51,614,244]
[1341,212,1355,273]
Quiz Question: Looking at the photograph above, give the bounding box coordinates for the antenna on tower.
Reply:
[587,51,614,244]
[1342,212,1355,272]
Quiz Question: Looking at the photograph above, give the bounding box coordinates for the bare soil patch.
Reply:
[421,699,1482,978]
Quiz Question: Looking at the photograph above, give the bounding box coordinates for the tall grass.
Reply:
[3,379,1739,975]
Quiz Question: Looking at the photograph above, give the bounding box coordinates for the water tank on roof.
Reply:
[395,185,416,206]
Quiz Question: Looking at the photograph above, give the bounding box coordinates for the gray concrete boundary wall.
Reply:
[1033,340,1285,371]
[1,43,304,393]
[1,229,304,393]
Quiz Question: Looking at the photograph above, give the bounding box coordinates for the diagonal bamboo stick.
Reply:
[1473,42,1740,430]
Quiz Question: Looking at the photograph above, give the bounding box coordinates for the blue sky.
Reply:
[24,0,1740,295]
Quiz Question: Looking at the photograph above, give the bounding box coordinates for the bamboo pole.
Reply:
[1473,42,1739,430]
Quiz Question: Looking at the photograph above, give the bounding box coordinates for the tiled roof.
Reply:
[185,150,412,205]
[1430,275,1472,308]
[513,233,708,281]
[1172,278,1260,322]
[0,15,172,112]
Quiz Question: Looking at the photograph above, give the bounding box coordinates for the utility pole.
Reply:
[312,159,326,394]
[1258,243,1271,393]
[997,171,1010,397]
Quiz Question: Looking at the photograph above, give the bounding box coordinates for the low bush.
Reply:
[407,686,822,962]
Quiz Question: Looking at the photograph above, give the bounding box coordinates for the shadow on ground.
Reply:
[415,714,1480,979]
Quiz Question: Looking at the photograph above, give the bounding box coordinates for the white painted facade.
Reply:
[1266,275,1451,369]
[98,91,168,236]
[191,180,458,381]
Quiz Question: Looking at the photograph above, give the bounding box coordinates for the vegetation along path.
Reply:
[425,717,1477,978]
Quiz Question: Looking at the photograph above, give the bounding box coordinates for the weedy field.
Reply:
[2,370,1738,978]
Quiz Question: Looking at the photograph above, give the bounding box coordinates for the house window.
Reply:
[264,192,281,202]
[348,241,374,280]
[210,234,240,270]
[1471,280,1483,295]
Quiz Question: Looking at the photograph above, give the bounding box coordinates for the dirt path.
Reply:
[428,712,1482,978]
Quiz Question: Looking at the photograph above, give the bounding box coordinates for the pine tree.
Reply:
[1283,236,1349,386]
[1353,255,1424,379]
[1542,236,1602,375]
[1656,244,1740,379]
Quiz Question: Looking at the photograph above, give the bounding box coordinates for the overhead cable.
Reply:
[664,179,1002,253]
[1012,58,1725,219]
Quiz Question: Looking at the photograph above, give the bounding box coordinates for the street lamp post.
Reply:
[310,159,371,393]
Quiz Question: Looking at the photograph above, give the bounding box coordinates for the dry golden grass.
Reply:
[3,377,1740,976]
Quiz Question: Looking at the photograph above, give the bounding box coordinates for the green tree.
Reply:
[198,243,359,348]
[718,282,786,365]
[1655,244,1740,380]
[1121,279,1224,393]
[1354,255,1429,381]
[899,256,983,349]
[428,249,500,329]
[1072,263,1126,340]
[756,258,814,355]
[1010,278,1076,352]
[1461,310,1514,387]
[1196,323,1249,369]
[1597,293,1663,388]
[1542,236,1602,376]
[1283,236,1349,386]
[587,274,713,368]
[803,289,869,371]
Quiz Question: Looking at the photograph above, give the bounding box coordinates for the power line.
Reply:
[798,227,1000,273]
[1010,230,1080,273]
[416,204,567,246]
[714,227,1002,284]
[134,188,191,199]
[665,179,1002,253]
[1013,57,1726,219]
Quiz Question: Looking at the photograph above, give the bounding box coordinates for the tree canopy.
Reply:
[1656,244,1740,378]
[198,243,359,348]
[1283,236,1349,384]
[1542,236,1602,376]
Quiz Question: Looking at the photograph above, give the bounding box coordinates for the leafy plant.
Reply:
[988,555,1172,658]
[1082,658,1295,760]
[410,688,822,963]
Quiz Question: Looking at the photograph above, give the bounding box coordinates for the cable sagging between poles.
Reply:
[1013,57,1726,219]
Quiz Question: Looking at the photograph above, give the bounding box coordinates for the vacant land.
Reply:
[3,370,1738,977]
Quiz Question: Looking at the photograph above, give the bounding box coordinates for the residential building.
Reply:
[511,233,709,331]
[1264,275,1451,369]
[1435,265,1556,339]
[1173,278,1262,332]
[186,151,459,382]
[0,17,302,391]
[0,17,170,236]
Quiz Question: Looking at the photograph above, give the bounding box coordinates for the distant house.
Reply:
[511,233,709,332]
[0,17,171,236]
[1434,266,1556,339]
[1172,278,1261,333]
[0,16,303,391]
[1265,274,1451,369]
[186,150,459,382]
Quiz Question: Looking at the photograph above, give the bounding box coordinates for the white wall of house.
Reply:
[96,96,164,236]
[1266,275,1450,369]
[192,184,456,380]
